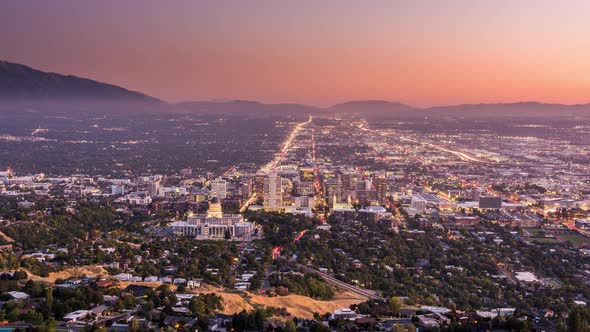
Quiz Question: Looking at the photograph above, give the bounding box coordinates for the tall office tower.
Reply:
[294,180,314,196]
[295,195,313,208]
[281,177,294,197]
[240,182,251,198]
[344,172,362,191]
[210,179,227,199]
[299,167,314,182]
[149,180,161,197]
[340,172,353,196]
[263,171,282,211]
[354,189,377,205]
[471,188,484,201]
[355,179,372,191]
[375,177,388,204]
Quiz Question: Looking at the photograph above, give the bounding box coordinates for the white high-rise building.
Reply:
[211,179,227,199]
[149,180,161,197]
[263,172,282,211]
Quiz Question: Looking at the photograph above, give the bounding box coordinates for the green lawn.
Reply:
[559,233,590,245]
[530,237,560,244]
[523,227,543,237]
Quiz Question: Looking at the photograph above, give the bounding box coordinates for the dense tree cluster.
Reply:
[268,273,334,300]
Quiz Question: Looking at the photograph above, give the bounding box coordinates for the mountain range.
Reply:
[1,60,589,118]
[0,60,160,103]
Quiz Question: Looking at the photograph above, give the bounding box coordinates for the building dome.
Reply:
[365,205,387,213]
[207,198,223,218]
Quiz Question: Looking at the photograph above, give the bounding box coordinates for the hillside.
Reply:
[0,60,161,103]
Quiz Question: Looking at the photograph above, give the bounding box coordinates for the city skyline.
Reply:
[2,0,590,107]
[3,2,590,330]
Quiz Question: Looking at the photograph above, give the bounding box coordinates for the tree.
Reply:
[128,318,141,332]
[82,324,102,332]
[310,322,331,332]
[45,287,54,313]
[567,305,590,332]
[357,302,370,314]
[6,308,18,322]
[284,319,296,332]
[25,310,44,324]
[388,297,403,315]
[13,269,28,280]
[254,309,264,330]
[45,317,57,330]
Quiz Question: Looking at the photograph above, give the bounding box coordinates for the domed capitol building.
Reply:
[170,198,253,240]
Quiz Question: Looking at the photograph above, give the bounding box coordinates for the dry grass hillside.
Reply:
[25,265,108,283]
[24,267,365,319]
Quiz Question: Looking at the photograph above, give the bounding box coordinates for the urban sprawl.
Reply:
[1,115,590,332]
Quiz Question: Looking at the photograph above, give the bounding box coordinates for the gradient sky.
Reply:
[1,0,590,106]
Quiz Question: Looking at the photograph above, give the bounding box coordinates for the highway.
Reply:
[297,264,384,301]
[421,142,486,163]
[398,136,488,164]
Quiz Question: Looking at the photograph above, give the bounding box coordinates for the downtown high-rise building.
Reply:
[148,180,161,197]
[375,176,388,204]
[263,171,282,211]
[210,179,227,199]
[341,172,361,193]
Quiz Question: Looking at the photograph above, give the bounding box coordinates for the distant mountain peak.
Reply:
[338,100,407,105]
[330,100,415,115]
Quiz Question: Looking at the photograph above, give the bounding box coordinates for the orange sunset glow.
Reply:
[2,0,590,106]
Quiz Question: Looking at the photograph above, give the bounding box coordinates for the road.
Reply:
[261,115,313,173]
[297,264,384,301]
[239,193,257,213]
